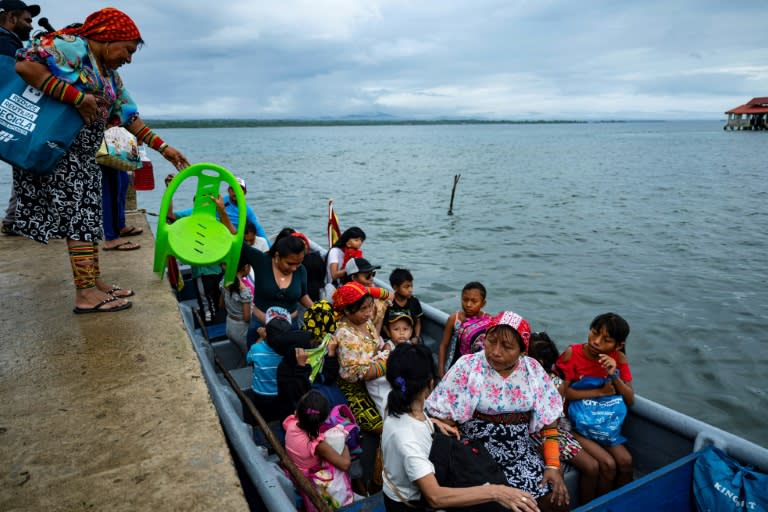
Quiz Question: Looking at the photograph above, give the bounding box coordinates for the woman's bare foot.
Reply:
[103,238,140,251]
[75,286,131,311]
[96,278,135,298]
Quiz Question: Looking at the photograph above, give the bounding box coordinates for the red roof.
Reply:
[726,97,768,114]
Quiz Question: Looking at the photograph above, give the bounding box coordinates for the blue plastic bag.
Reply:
[693,445,768,512]
[0,56,83,175]
[568,376,628,446]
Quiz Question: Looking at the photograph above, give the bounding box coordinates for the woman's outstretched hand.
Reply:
[541,468,569,507]
[161,146,189,170]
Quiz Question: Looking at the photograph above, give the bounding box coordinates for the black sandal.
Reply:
[73,296,132,314]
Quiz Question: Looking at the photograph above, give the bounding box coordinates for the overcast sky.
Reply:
[34,0,768,120]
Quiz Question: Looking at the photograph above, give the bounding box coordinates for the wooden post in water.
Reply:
[448,174,461,215]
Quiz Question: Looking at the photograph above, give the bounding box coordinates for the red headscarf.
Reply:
[332,282,370,311]
[487,311,532,349]
[60,7,141,42]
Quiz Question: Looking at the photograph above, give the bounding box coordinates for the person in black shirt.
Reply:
[383,268,424,343]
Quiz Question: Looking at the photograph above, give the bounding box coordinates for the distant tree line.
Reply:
[143,119,604,129]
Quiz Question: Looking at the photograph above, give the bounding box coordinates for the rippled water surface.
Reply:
[3,121,765,445]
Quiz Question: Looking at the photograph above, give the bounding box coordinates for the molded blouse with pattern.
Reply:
[17,34,138,126]
[425,352,563,433]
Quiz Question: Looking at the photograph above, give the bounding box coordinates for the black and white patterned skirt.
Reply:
[13,119,105,244]
[461,418,550,499]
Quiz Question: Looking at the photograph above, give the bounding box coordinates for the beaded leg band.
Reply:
[93,243,101,279]
[68,242,97,289]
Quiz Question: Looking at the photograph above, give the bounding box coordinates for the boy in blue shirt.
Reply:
[246,307,290,422]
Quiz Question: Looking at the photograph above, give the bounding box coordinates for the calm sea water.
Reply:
[2,121,765,446]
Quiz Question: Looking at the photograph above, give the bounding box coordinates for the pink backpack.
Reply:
[318,404,361,455]
[457,315,492,357]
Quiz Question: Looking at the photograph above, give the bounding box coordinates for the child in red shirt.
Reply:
[556,312,633,497]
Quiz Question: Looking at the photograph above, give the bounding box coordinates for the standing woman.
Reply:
[13,8,189,313]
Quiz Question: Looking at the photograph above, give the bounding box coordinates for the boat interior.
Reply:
[174,269,768,511]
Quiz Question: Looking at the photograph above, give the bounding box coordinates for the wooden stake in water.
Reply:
[448,174,461,215]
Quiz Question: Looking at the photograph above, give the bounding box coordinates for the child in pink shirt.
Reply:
[283,390,353,509]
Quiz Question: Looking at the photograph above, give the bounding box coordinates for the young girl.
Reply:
[219,258,253,359]
[284,390,354,510]
[556,312,634,497]
[529,331,600,505]
[325,226,366,291]
[436,281,490,377]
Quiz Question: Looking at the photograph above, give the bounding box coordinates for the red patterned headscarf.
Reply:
[60,7,142,42]
[332,282,370,311]
[487,310,532,349]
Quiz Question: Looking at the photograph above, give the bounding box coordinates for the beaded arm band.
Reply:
[541,426,561,469]
[40,75,85,106]
[134,125,168,153]
[369,360,386,379]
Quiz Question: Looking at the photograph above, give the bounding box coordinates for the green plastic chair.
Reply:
[153,163,246,287]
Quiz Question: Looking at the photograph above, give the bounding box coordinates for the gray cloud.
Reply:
[39,0,768,119]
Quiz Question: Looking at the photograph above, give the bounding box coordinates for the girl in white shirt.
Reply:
[325,226,366,291]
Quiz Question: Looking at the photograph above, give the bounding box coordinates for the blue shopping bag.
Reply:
[693,445,768,512]
[568,376,628,447]
[0,56,83,175]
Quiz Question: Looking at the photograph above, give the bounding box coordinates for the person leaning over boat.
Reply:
[425,311,569,511]
[12,7,189,313]
[382,343,540,512]
[0,0,39,236]
[241,228,313,334]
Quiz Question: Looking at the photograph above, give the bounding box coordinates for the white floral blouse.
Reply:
[425,352,563,433]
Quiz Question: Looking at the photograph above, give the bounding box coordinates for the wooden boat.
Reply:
[172,262,768,511]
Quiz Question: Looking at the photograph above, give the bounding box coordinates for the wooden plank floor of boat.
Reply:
[0,211,249,511]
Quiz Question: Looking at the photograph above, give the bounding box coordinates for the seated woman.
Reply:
[332,281,390,431]
[241,227,313,343]
[425,311,570,511]
[382,343,539,511]
[331,281,391,495]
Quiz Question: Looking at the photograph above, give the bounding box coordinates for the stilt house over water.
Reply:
[724,97,768,130]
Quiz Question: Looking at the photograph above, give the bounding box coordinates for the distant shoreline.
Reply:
[143,118,639,129]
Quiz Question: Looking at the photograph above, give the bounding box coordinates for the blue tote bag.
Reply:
[693,445,768,512]
[0,55,83,175]
[568,376,628,447]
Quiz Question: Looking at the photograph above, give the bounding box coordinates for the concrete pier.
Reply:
[0,212,248,511]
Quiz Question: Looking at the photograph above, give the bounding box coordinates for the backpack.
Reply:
[303,249,326,302]
[428,430,508,512]
[457,315,492,358]
[319,404,361,455]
